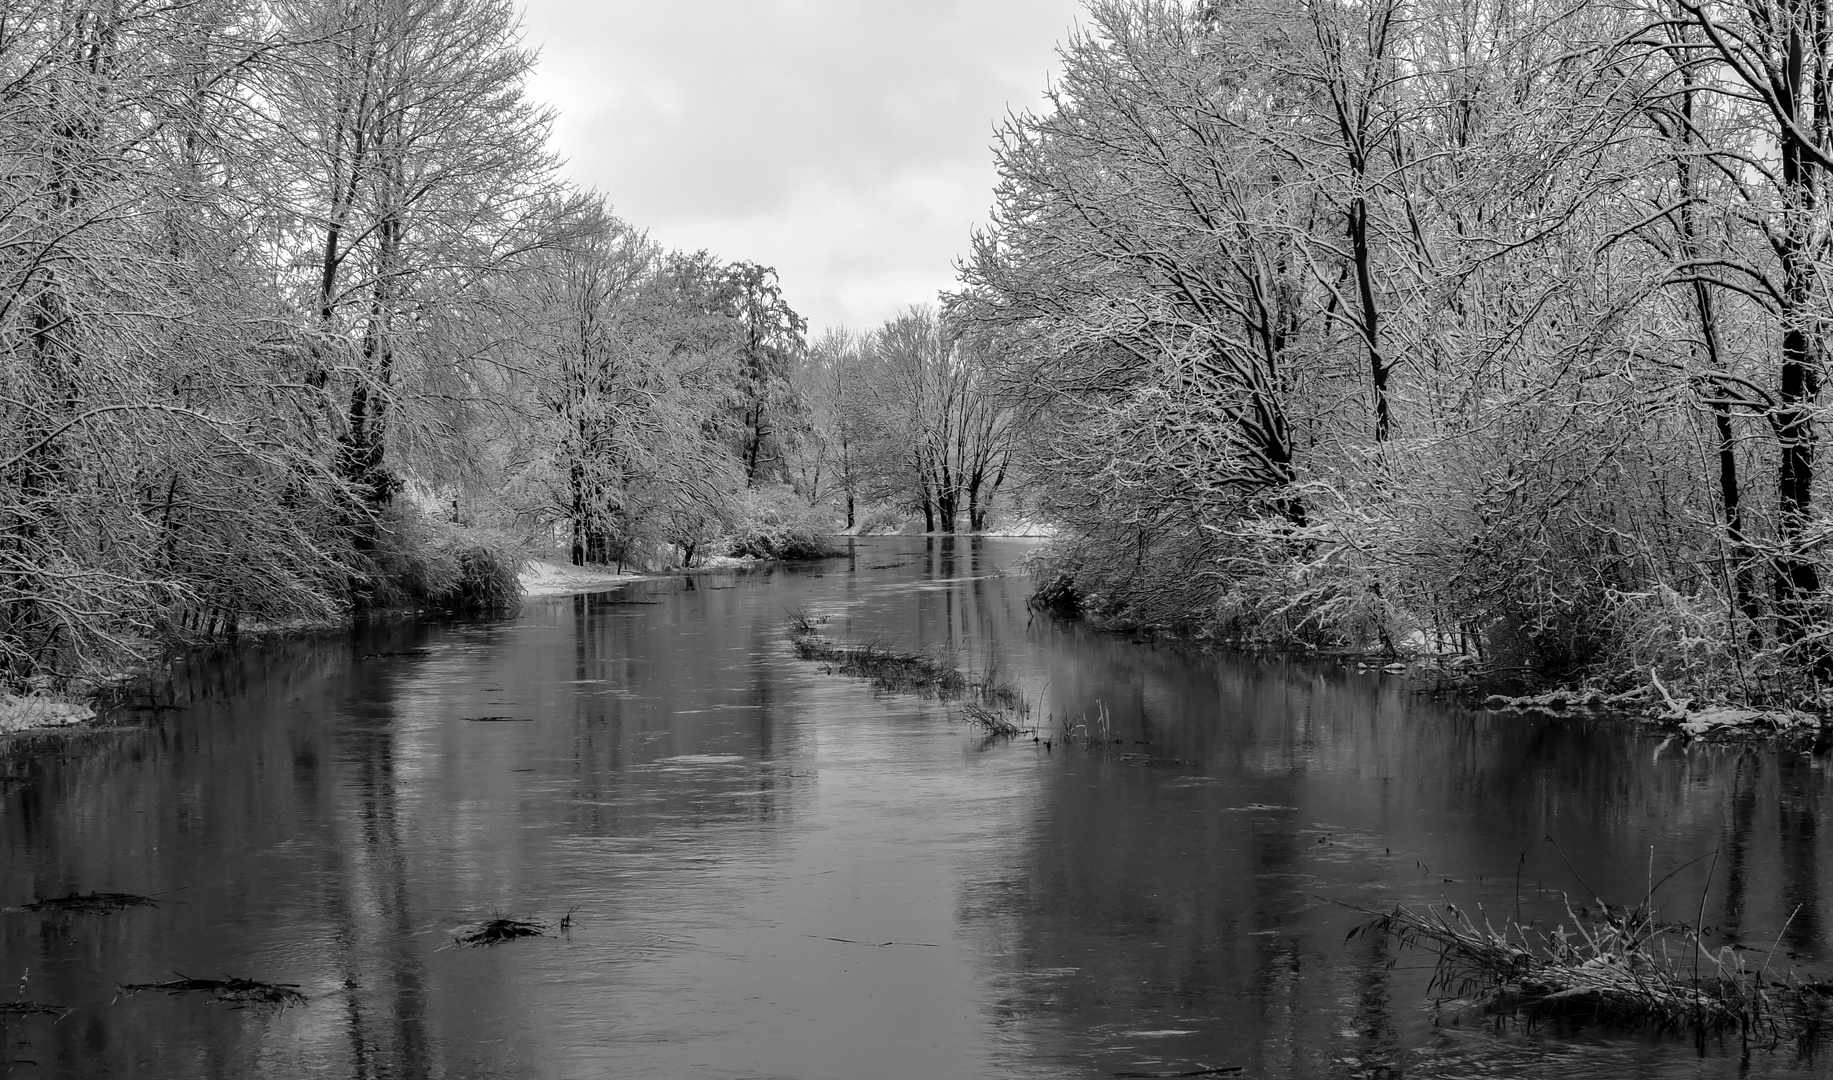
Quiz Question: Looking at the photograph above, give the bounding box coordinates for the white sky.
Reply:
[517,1,1084,337]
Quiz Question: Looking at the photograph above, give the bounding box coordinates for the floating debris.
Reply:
[0,1001,68,1018]
[451,917,547,947]
[118,975,306,1009]
[1113,1068,1243,1078]
[463,716,532,723]
[356,649,432,659]
[12,891,161,916]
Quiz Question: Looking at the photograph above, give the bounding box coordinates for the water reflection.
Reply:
[0,538,1830,1078]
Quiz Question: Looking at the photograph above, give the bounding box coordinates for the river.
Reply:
[1,536,1828,1078]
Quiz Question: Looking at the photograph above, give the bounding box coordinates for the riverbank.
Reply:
[519,552,814,597]
[1,559,649,736]
[1023,600,1832,742]
[0,694,94,736]
[518,558,657,597]
[11,535,1822,1078]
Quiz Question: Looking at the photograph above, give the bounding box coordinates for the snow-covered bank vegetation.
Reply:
[951,0,1833,713]
[0,0,994,694]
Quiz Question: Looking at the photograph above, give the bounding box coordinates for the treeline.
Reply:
[0,0,924,689]
[954,0,1833,698]
[798,307,1017,535]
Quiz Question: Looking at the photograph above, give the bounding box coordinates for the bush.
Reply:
[726,486,839,561]
[852,500,908,536]
[1026,568,1082,617]
[368,503,524,613]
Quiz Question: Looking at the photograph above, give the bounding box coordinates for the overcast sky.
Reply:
[517,1,1083,337]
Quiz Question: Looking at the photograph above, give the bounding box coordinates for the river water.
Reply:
[2,536,1830,1079]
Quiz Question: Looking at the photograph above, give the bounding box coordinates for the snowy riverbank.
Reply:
[518,559,658,597]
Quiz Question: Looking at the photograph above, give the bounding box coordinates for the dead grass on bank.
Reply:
[785,609,1033,737]
[1351,896,1833,1046]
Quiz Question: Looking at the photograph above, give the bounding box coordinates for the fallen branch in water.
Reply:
[15,891,162,915]
[806,934,940,948]
[0,1001,68,1018]
[117,975,305,1009]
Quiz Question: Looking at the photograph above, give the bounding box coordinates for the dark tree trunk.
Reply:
[1347,196,1389,443]
[1772,44,1823,634]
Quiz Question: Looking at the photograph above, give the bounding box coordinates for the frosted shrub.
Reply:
[726,486,839,561]
[369,504,524,613]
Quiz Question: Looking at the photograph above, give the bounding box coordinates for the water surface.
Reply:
[2,537,1829,1078]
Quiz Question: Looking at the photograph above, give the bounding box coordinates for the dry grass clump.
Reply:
[451,916,547,947]
[1353,897,1833,1043]
[961,700,1030,737]
[786,610,965,696]
[787,609,1033,737]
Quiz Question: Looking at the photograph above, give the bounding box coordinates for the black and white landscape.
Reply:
[4,2,1833,1078]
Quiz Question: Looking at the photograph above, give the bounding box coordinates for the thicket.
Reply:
[956,0,1833,704]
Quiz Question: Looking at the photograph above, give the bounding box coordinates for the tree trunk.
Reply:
[1347,196,1389,443]
[1772,32,1823,634]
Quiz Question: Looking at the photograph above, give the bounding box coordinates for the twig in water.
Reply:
[805,934,939,948]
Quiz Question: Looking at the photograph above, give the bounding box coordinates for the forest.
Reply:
[6,0,1833,712]
[0,0,1019,692]
[954,0,1833,708]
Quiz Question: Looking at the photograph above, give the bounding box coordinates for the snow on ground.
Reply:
[0,694,93,736]
[518,559,657,598]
